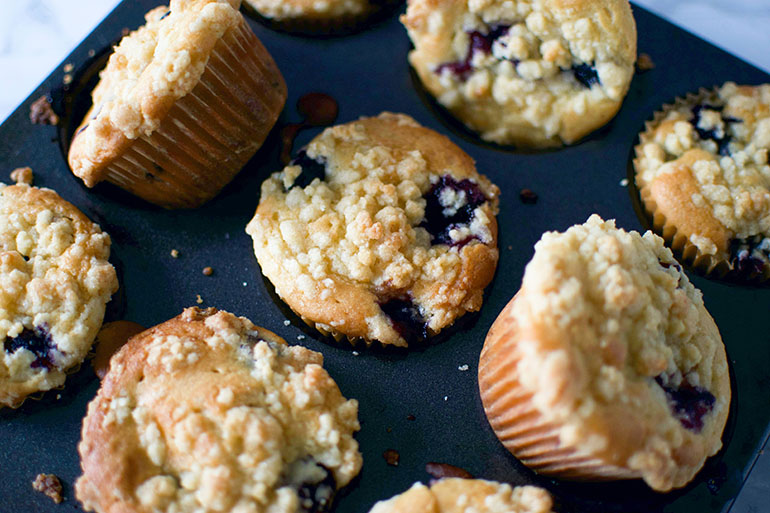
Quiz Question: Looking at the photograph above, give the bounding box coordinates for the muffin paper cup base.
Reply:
[94,17,286,209]
[478,298,642,482]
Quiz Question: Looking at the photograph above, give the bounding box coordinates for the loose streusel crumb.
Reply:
[202,266,213,276]
[383,449,400,466]
[368,479,553,513]
[10,167,33,185]
[33,473,63,504]
[29,96,59,125]
[195,294,203,304]
[636,52,655,72]
[170,249,179,258]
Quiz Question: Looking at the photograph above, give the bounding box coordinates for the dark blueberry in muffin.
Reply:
[287,150,327,190]
[690,104,742,156]
[435,24,511,80]
[284,460,337,513]
[3,325,57,370]
[160,10,171,20]
[572,63,600,88]
[421,175,487,246]
[655,375,716,432]
[729,236,769,276]
[379,297,429,342]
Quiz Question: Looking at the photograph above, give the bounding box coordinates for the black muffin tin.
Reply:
[1,2,769,512]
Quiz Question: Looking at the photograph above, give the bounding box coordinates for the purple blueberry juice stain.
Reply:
[3,325,57,370]
[287,150,327,190]
[421,175,487,247]
[571,62,600,88]
[378,297,429,343]
[435,25,511,80]
[655,375,716,432]
[690,103,742,156]
[729,236,769,277]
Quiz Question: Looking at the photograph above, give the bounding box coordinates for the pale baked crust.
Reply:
[0,184,117,407]
[76,307,362,513]
[368,478,554,513]
[246,112,500,347]
[479,215,730,491]
[401,0,636,147]
[634,83,770,279]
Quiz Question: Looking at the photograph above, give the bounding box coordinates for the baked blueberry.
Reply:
[378,297,429,343]
[421,175,488,247]
[288,150,327,190]
[655,375,716,432]
[572,63,600,88]
[3,326,57,370]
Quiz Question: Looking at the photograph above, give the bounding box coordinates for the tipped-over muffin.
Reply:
[401,0,637,147]
[369,478,554,513]
[76,307,362,513]
[634,82,770,282]
[68,0,287,209]
[478,215,730,491]
[246,112,500,347]
[0,183,118,407]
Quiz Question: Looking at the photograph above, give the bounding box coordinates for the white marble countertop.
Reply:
[0,0,769,122]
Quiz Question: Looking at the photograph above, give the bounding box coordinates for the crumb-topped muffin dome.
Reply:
[0,184,118,407]
[68,0,287,208]
[634,83,770,281]
[479,215,730,491]
[368,478,554,513]
[76,307,362,513]
[401,0,637,147]
[246,112,500,347]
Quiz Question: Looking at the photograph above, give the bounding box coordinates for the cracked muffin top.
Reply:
[634,82,770,281]
[76,307,362,513]
[0,183,117,408]
[505,214,730,490]
[401,0,636,147]
[246,112,500,347]
[368,478,554,513]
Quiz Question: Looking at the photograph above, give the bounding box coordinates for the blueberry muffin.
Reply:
[401,0,637,147]
[76,307,362,513]
[634,83,770,281]
[246,112,500,347]
[243,0,399,33]
[68,0,287,209]
[478,215,730,491]
[368,478,554,513]
[0,183,118,408]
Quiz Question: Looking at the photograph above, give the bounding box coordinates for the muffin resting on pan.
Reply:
[479,215,730,491]
[76,307,362,513]
[246,112,500,347]
[0,183,117,408]
[634,82,770,282]
[401,0,636,147]
[68,0,287,209]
